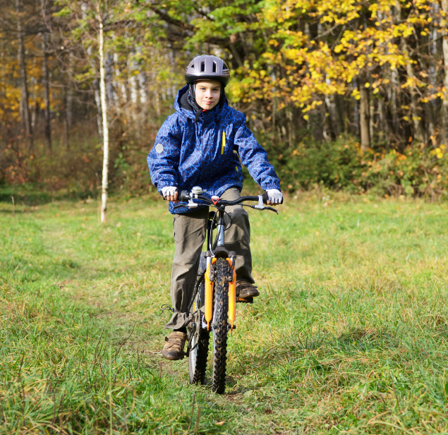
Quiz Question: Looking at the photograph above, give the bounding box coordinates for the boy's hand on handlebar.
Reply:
[161,186,180,203]
[266,189,283,205]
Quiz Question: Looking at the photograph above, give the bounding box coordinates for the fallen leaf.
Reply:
[215,421,225,426]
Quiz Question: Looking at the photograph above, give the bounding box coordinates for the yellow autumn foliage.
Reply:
[230,0,439,118]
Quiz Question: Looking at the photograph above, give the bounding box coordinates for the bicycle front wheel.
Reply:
[212,257,230,394]
[188,283,210,384]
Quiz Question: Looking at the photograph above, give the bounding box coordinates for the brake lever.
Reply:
[245,205,279,214]
[264,206,279,214]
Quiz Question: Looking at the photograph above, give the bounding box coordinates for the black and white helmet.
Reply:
[185,55,230,87]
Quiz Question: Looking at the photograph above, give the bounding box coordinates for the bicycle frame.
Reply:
[204,209,236,331]
[178,187,278,331]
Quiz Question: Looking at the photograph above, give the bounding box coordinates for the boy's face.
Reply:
[194,80,221,110]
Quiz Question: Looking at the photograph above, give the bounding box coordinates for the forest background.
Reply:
[2,0,448,200]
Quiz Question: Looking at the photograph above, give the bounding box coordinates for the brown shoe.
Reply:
[236,281,260,299]
[161,331,187,360]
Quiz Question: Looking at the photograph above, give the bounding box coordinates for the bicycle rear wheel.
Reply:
[212,258,230,394]
[188,282,210,384]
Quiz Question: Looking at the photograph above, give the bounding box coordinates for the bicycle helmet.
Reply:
[185,55,230,87]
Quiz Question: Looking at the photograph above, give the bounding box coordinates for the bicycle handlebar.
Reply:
[178,190,282,205]
[175,189,281,213]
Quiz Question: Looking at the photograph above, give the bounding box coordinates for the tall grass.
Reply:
[1,192,448,433]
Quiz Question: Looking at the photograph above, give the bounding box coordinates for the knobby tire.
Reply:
[188,283,210,384]
[212,258,229,394]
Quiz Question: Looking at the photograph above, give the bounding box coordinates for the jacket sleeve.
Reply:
[147,114,182,194]
[234,114,281,191]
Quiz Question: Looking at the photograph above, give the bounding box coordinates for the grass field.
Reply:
[2,191,448,434]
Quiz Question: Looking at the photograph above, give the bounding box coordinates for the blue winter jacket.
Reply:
[147,85,281,214]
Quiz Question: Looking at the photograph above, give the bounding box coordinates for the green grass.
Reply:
[2,192,448,434]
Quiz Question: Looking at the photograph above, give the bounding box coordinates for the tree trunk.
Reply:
[155,87,161,117]
[335,94,345,134]
[427,101,436,144]
[402,37,426,143]
[352,79,360,137]
[99,12,109,223]
[42,33,52,153]
[94,79,103,137]
[65,90,73,148]
[324,96,336,141]
[359,75,371,151]
[65,51,73,149]
[441,0,448,145]
[391,68,399,143]
[16,0,33,150]
[229,39,243,68]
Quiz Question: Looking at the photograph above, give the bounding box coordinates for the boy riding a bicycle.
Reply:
[148,55,282,360]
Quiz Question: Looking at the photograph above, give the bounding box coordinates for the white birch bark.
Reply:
[93,78,103,136]
[98,10,109,223]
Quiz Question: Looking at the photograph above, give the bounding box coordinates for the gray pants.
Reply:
[164,187,254,330]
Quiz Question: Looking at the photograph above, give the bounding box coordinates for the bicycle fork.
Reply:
[204,256,237,331]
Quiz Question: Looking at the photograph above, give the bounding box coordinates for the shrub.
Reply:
[2,130,448,200]
[261,135,448,198]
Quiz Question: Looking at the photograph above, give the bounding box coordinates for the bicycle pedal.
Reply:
[237,297,253,304]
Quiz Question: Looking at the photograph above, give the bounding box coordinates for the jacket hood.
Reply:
[174,85,228,122]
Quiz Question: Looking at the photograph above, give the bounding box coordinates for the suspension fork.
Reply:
[204,255,236,331]
[204,208,237,331]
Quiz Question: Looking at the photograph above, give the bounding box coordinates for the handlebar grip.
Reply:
[178,190,190,202]
[262,191,284,204]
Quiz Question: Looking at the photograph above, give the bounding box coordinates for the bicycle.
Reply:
[174,186,280,394]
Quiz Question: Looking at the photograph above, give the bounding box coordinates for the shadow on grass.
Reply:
[0,185,96,205]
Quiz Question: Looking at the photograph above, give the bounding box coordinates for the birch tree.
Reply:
[54,0,123,222]
[98,4,109,223]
